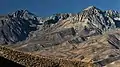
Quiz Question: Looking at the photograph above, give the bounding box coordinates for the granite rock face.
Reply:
[0,10,41,44]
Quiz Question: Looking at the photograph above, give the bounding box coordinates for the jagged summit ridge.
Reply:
[0,10,41,44]
[84,6,97,10]
[0,6,120,45]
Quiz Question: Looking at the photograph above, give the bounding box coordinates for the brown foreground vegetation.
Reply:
[0,46,98,67]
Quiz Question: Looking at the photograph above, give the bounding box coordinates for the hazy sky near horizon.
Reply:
[0,0,120,16]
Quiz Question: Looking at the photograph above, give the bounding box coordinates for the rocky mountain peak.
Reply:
[83,6,102,12]
[8,9,38,21]
[9,9,28,17]
[105,10,120,18]
[84,6,96,10]
[0,9,42,44]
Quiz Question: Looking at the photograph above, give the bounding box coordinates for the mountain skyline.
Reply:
[1,4,120,66]
[1,0,120,17]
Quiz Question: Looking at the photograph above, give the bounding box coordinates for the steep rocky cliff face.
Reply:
[0,10,41,44]
[1,6,120,66]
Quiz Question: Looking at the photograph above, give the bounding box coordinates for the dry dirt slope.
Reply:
[0,45,98,67]
[30,30,120,67]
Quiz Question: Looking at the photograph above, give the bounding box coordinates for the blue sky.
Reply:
[0,0,120,17]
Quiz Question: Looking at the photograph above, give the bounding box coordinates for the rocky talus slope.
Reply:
[1,6,120,67]
[0,45,94,67]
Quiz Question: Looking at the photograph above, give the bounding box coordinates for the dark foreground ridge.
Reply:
[0,56,25,67]
[0,46,96,67]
